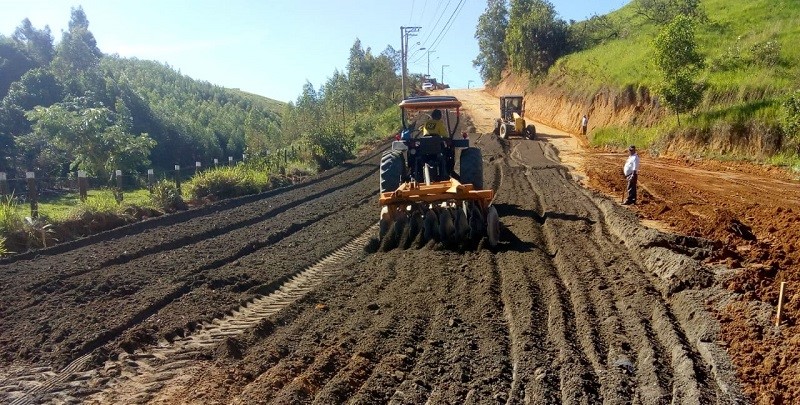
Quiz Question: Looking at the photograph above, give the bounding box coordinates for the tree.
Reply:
[653,15,705,124]
[473,0,508,83]
[12,18,55,67]
[26,100,155,178]
[504,0,568,76]
[0,36,36,99]
[52,6,103,94]
[636,0,706,25]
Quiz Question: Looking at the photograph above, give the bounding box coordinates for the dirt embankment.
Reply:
[487,71,664,139]
[488,71,786,159]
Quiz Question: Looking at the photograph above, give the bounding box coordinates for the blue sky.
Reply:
[1,0,628,103]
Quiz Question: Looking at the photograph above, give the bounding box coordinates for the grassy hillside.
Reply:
[548,0,800,164]
[558,0,800,94]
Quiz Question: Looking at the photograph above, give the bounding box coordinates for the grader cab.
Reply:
[494,95,536,139]
[378,96,500,248]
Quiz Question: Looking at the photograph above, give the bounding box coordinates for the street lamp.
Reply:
[418,47,436,77]
[441,65,449,87]
[468,80,474,89]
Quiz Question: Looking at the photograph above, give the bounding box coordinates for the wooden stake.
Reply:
[776,281,786,327]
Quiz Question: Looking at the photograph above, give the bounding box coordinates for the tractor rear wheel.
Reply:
[380,151,405,193]
[459,147,484,190]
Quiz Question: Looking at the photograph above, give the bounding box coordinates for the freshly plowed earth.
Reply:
[586,154,800,404]
[0,89,751,404]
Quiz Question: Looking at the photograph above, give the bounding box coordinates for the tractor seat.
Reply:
[415,136,445,155]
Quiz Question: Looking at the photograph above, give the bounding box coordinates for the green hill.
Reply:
[560,0,799,163]
[481,0,800,166]
[0,7,285,178]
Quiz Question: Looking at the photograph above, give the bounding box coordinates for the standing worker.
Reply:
[580,115,588,136]
[622,145,640,205]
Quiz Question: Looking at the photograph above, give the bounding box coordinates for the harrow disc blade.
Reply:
[487,206,500,247]
[423,210,439,242]
[455,204,470,241]
[439,208,455,243]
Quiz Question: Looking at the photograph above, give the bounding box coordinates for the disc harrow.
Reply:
[379,179,498,249]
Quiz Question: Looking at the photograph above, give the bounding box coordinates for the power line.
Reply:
[411,0,464,64]
[409,0,451,60]
[427,0,465,52]
[408,0,415,24]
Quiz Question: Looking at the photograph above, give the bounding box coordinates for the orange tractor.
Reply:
[378,96,500,247]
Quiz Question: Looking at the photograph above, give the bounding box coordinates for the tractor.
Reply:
[378,95,500,248]
[493,95,535,139]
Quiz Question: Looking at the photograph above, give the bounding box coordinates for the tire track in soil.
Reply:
[7,225,379,405]
[507,138,719,403]
[234,257,406,404]
[491,145,599,403]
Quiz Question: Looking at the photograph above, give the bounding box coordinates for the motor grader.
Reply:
[493,95,536,139]
[378,95,500,248]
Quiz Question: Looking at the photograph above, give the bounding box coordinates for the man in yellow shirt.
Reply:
[421,109,447,137]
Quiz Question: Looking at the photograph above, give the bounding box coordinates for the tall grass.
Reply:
[0,196,22,234]
[184,165,273,201]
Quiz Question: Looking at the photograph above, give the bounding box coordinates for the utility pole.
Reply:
[441,64,449,87]
[426,50,436,77]
[400,26,421,100]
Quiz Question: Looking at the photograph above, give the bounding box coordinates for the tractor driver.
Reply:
[421,109,447,137]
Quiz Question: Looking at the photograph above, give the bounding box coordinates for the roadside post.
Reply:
[147,169,155,192]
[776,281,787,326]
[214,158,219,168]
[195,161,201,175]
[115,170,124,203]
[0,172,7,201]
[228,156,233,166]
[174,164,181,194]
[26,172,38,219]
[78,170,88,201]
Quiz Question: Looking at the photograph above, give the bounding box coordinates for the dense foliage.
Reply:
[279,39,402,170]
[474,0,615,82]
[652,15,705,124]
[0,7,283,178]
[473,0,508,84]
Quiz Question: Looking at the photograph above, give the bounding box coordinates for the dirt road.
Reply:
[0,90,750,403]
[452,88,800,403]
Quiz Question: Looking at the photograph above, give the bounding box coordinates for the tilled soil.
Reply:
[0,125,746,403]
[586,154,800,404]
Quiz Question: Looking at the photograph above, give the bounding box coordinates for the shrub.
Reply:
[781,90,800,152]
[150,180,186,212]
[750,40,781,67]
[184,166,272,201]
[0,236,9,257]
[0,196,22,235]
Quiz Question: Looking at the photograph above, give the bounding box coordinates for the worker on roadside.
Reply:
[622,145,640,205]
[421,109,447,137]
[580,114,588,136]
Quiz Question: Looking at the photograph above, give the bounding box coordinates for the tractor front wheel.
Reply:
[525,124,536,139]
